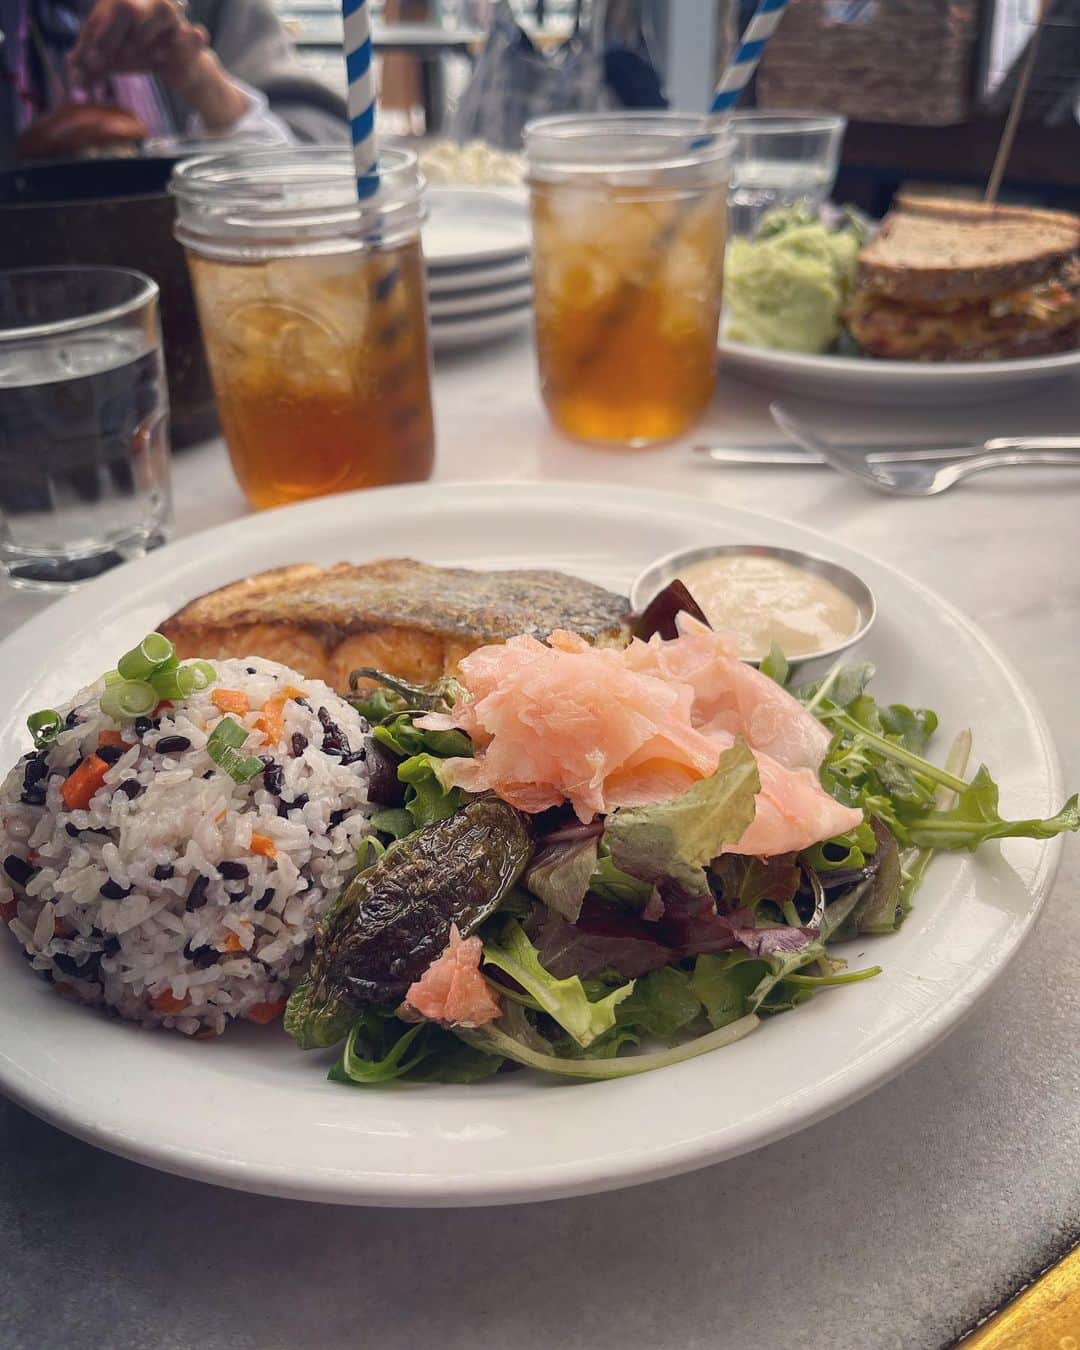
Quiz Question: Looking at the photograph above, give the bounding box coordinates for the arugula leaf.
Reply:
[524,836,599,923]
[796,661,876,714]
[331,1011,429,1084]
[759,643,790,688]
[404,1029,504,1083]
[782,967,881,990]
[809,679,1060,863]
[556,1026,642,1061]
[482,919,635,1047]
[462,1011,760,1080]
[328,1012,504,1085]
[819,703,964,799]
[819,682,1077,857]
[746,940,828,1012]
[879,703,938,754]
[898,730,971,912]
[903,770,1080,851]
[605,740,760,897]
[614,967,702,1040]
[691,952,770,1028]
[397,753,469,829]
[373,715,473,761]
[818,819,904,939]
[355,835,387,871]
[802,819,879,873]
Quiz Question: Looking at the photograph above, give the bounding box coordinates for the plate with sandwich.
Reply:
[720,195,1080,406]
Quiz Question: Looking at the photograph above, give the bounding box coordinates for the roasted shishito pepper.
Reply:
[286,799,531,1049]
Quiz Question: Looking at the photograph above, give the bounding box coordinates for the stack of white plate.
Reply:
[421,186,534,352]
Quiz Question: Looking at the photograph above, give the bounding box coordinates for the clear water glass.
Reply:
[0,267,172,589]
[727,112,847,237]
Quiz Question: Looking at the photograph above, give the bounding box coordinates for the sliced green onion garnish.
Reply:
[208,717,248,751]
[215,750,266,784]
[219,752,265,783]
[116,633,176,682]
[100,680,157,721]
[206,717,264,783]
[102,670,123,687]
[27,710,62,749]
[150,665,196,701]
[188,661,217,691]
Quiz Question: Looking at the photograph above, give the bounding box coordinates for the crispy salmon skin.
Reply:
[159,558,632,690]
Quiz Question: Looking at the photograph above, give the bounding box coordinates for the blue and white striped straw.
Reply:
[710,0,790,114]
[343,0,378,198]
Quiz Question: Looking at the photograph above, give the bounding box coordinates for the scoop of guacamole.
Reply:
[724,206,863,354]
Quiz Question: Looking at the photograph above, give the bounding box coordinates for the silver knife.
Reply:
[692,437,1076,467]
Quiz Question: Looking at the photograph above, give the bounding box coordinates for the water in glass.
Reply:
[0,323,170,587]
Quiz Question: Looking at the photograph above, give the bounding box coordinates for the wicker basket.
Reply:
[756,0,982,127]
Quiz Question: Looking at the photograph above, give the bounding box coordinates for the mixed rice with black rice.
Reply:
[0,657,372,1036]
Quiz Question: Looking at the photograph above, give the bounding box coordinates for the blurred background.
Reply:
[277,0,1080,211]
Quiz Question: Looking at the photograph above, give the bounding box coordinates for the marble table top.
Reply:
[2,332,1077,1350]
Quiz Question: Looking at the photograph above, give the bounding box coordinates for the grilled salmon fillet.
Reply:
[160,558,632,690]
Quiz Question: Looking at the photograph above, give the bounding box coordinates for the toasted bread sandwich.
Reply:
[846,195,1080,361]
[160,558,632,691]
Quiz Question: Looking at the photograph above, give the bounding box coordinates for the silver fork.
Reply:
[770,404,1080,496]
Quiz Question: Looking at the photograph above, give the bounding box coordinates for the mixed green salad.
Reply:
[284,610,1078,1086]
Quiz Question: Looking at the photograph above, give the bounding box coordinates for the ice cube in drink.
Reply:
[187,241,434,509]
[530,184,727,445]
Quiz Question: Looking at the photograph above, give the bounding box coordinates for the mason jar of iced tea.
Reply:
[525,114,731,447]
[171,147,434,508]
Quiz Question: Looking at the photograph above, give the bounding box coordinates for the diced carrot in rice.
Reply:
[255,687,305,746]
[60,755,110,811]
[211,689,249,715]
[246,997,288,1024]
[150,990,190,1015]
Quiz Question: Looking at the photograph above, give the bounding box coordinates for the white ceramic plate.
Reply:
[0,484,1064,1207]
[421,186,531,268]
[720,338,1080,406]
[431,305,532,351]
[428,281,533,320]
[426,256,532,295]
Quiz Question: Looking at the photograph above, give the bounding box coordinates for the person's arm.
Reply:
[187,0,348,144]
[167,49,251,131]
[68,0,252,133]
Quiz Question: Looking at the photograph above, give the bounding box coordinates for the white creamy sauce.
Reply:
[679,553,861,661]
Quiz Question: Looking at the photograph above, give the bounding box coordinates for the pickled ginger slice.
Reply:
[623,613,832,771]
[401,925,502,1028]
[420,621,862,852]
